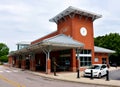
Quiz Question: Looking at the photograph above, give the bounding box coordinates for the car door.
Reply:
[101,65,107,75]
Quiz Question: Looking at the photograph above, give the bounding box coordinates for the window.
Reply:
[80,49,91,54]
[80,57,91,66]
[77,49,92,66]
[102,58,107,64]
[101,65,106,69]
[95,58,99,62]
[17,44,29,50]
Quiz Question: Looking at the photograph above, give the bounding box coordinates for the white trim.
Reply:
[76,54,92,57]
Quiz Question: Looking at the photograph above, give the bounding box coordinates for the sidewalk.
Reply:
[27,67,120,87]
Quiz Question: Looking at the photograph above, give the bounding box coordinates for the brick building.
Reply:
[8,6,115,74]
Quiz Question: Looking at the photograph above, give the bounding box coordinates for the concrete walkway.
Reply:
[27,67,120,87]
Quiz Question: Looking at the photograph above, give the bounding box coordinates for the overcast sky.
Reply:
[0,0,120,51]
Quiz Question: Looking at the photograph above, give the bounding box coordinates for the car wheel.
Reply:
[98,73,101,78]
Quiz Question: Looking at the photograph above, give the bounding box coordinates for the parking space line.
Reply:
[0,70,19,73]
[0,71,3,73]
[0,74,25,87]
[6,70,11,73]
[12,70,18,72]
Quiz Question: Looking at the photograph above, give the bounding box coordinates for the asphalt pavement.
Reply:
[1,65,120,87]
[110,69,120,80]
[0,66,110,87]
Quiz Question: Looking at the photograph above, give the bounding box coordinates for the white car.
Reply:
[84,64,108,78]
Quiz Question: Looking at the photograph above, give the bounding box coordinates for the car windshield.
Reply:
[89,65,100,69]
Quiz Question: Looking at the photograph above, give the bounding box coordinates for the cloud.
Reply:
[0,0,120,51]
[0,4,31,15]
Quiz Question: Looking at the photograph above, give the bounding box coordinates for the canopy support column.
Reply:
[40,46,52,74]
[29,52,36,71]
[47,51,51,74]
[16,55,20,68]
[21,54,26,70]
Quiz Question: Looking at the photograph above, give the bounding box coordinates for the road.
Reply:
[0,66,108,87]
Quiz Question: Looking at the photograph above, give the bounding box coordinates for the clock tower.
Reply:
[49,6,101,69]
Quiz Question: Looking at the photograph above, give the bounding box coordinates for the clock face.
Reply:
[80,27,87,36]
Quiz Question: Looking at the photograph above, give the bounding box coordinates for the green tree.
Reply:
[94,33,120,65]
[0,43,9,63]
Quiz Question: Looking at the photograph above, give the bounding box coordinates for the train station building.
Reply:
[8,6,115,74]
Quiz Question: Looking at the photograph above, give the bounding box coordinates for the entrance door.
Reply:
[58,57,70,71]
[102,58,107,64]
[26,59,30,69]
[19,56,22,68]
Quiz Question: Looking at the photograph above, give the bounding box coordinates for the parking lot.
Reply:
[110,69,120,80]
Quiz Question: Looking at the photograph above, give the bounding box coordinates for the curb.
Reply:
[26,71,120,87]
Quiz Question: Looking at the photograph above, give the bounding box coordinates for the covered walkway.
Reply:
[9,34,84,74]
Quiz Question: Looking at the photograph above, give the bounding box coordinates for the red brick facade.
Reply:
[8,56,13,67]
[94,53,109,64]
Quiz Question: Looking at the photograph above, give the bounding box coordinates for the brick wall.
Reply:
[94,53,108,64]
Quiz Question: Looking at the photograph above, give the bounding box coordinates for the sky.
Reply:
[0,0,120,51]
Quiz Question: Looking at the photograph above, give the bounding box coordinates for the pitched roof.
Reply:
[41,34,84,48]
[16,41,30,45]
[9,34,84,55]
[49,6,102,23]
[94,46,115,53]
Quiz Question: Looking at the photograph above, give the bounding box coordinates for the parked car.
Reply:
[84,64,108,78]
[110,63,117,68]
